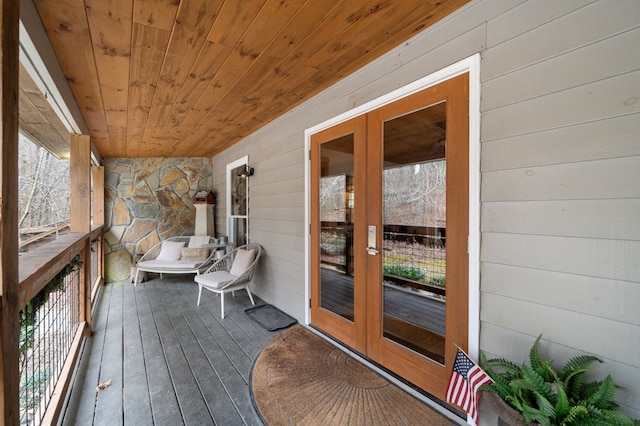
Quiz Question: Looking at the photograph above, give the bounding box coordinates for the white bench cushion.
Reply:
[138,259,201,270]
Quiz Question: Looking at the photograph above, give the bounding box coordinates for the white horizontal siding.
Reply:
[209,0,640,418]
[482,199,640,240]
[482,156,640,201]
[481,114,640,171]
[250,206,303,223]
[481,293,640,367]
[483,0,640,79]
[482,70,640,142]
[485,0,597,48]
[482,26,640,111]
[250,218,305,237]
[481,263,640,325]
[481,233,640,282]
[251,177,303,198]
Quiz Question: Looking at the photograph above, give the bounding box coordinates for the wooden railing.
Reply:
[17,225,104,425]
[18,220,71,249]
[320,222,446,296]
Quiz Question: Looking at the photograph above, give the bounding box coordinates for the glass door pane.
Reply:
[382,102,447,364]
[229,163,248,245]
[319,134,355,321]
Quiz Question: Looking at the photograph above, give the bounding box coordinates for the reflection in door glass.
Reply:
[319,134,355,321]
[382,102,447,364]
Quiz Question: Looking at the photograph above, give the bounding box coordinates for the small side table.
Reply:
[202,242,234,259]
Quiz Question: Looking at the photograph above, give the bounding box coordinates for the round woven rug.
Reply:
[251,325,455,425]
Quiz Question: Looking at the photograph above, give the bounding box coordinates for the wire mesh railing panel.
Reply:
[19,258,82,426]
[383,226,446,296]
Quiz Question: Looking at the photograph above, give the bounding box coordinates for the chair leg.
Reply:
[197,284,202,305]
[246,288,255,305]
[220,292,225,319]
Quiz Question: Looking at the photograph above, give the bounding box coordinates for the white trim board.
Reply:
[226,156,249,245]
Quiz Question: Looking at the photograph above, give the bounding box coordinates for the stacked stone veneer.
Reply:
[104,158,213,282]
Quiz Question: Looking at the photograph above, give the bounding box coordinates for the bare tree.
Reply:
[318,160,446,228]
[384,160,446,227]
[18,134,70,231]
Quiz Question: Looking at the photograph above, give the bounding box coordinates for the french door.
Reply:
[310,73,469,401]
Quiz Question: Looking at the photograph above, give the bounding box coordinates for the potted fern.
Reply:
[481,335,639,426]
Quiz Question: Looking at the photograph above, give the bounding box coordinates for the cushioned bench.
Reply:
[134,236,217,285]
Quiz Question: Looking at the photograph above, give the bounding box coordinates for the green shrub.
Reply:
[383,264,425,281]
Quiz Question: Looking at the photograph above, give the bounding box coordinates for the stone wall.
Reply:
[104,158,213,282]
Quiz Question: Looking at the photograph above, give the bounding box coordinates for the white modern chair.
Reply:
[194,243,263,319]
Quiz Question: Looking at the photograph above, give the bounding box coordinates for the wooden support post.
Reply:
[0,0,21,423]
[91,165,104,226]
[70,134,91,233]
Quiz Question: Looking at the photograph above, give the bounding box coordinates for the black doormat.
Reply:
[245,304,297,331]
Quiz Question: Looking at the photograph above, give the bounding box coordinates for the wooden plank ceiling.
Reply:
[33,0,469,158]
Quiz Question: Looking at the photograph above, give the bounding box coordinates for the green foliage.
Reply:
[383,264,425,281]
[481,335,639,425]
[19,256,83,358]
[427,274,446,287]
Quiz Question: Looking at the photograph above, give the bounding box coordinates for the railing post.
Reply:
[80,238,92,336]
[0,0,21,423]
[92,165,104,226]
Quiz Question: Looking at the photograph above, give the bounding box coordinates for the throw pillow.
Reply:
[180,247,210,262]
[156,241,185,261]
[229,249,257,276]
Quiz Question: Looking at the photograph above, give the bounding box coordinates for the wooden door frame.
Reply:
[365,73,470,399]
[305,54,481,363]
[309,116,368,353]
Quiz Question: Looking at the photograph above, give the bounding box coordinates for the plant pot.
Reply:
[484,392,536,426]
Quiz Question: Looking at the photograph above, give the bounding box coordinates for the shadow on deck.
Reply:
[63,275,281,425]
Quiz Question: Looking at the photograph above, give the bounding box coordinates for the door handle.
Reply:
[367,225,378,255]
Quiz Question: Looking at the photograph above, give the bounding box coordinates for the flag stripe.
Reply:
[445,349,493,426]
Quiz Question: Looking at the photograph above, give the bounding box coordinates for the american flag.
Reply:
[445,348,493,426]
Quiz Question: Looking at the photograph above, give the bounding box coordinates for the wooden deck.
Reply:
[62,271,447,425]
[62,275,281,425]
[321,268,446,336]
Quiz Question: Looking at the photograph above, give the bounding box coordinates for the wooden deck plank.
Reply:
[93,282,124,424]
[194,293,257,384]
[63,275,286,425]
[157,279,248,425]
[143,283,215,424]
[122,283,153,425]
[134,284,183,425]
[62,283,112,425]
[163,279,267,425]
